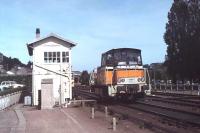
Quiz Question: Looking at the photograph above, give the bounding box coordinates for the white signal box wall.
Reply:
[27,31,76,106]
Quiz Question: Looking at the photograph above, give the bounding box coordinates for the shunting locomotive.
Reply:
[90,48,148,101]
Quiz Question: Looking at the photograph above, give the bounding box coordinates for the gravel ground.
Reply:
[0,104,153,133]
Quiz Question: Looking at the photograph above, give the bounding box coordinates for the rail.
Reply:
[121,102,200,127]
[145,96,200,108]
[73,89,101,100]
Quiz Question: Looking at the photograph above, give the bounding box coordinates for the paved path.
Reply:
[0,110,18,133]
[0,104,152,133]
[11,105,26,133]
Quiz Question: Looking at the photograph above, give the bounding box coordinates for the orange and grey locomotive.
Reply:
[90,48,148,101]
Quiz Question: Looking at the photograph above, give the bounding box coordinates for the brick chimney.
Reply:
[36,28,40,39]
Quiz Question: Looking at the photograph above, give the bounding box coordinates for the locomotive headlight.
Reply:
[118,78,125,83]
[137,77,145,82]
[141,77,145,82]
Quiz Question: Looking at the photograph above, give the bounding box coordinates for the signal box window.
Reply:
[44,52,61,63]
[62,52,69,63]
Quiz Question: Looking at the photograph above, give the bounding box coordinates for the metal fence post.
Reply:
[105,106,108,118]
[191,83,193,95]
[171,84,172,91]
[159,84,161,91]
[113,117,116,131]
[192,82,194,91]
[82,101,85,107]
[91,107,94,119]
[155,83,157,90]
[177,83,178,91]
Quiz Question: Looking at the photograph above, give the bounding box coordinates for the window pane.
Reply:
[63,58,66,62]
[57,52,60,57]
[62,52,65,57]
[57,52,60,63]
[53,58,56,62]
[44,58,48,63]
[49,57,52,63]
[44,52,48,63]
[57,58,60,63]
[121,51,126,60]
[53,52,56,57]
[49,52,52,58]
[62,52,69,63]
[44,52,47,57]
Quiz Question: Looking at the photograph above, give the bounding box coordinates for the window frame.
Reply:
[44,51,61,63]
[62,51,69,63]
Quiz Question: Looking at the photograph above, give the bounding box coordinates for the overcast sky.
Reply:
[0,0,173,71]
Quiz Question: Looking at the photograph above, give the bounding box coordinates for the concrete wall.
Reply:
[0,91,22,110]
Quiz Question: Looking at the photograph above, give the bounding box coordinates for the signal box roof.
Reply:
[27,33,77,56]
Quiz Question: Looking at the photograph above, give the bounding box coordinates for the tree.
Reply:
[80,70,90,85]
[1,55,26,71]
[26,61,32,68]
[164,0,200,80]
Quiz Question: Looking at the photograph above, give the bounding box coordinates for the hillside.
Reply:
[0,53,31,74]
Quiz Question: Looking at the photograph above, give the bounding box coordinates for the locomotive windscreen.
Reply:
[101,48,142,66]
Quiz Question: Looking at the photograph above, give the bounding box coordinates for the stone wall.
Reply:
[0,91,22,110]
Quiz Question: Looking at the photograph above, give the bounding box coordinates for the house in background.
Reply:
[27,29,76,106]
[72,71,82,84]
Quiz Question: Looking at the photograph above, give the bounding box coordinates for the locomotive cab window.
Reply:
[127,51,142,65]
[100,48,142,66]
[105,53,113,66]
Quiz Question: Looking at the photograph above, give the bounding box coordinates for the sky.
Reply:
[0,0,173,71]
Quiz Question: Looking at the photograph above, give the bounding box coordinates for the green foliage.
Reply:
[80,70,90,85]
[2,56,26,70]
[164,0,200,80]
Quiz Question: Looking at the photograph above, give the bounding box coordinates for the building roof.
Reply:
[27,33,77,56]
[103,48,141,55]
[72,71,82,76]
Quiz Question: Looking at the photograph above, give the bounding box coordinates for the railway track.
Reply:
[106,105,180,133]
[73,88,100,100]
[111,102,200,133]
[152,91,200,98]
[73,86,200,132]
[128,101,200,126]
[143,96,200,108]
[150,92,200,105]
[106,104,200,133]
